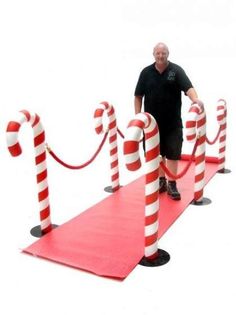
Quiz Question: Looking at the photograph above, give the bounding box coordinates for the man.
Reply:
[134,42,200,200]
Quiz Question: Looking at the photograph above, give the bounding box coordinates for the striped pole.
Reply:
[216,99,230,173]
[186,101,209,204]
[94,101,120,192]
[6,110,54,236]
[123,112,170,266]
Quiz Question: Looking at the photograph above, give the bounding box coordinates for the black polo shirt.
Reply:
[134,62,193,131]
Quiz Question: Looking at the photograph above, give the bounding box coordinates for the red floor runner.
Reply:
[23,159,218,279]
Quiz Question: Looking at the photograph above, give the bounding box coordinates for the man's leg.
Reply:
[166,159,181,200]
[166,159,178,178]
[159,157,167,192]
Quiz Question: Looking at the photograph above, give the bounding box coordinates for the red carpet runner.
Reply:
[24,158,218,279]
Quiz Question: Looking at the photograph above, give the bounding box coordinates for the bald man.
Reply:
[134,42,200,200]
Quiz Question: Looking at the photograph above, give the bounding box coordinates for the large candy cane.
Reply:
[123,113,161,261]
[216,99,228,172]
[94,101,120,192]
[6,110,52,235]
[186,101,207,203]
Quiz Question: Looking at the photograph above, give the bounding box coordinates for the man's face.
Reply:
[153,46,169,65]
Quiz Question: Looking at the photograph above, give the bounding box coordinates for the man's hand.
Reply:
[192,99,204,113]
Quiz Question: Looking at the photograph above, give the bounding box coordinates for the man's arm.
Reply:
[186,87,198,103]
[186,87,204,111]
[134,95,143,114]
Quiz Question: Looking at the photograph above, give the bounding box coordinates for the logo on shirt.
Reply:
[167,71,175,81]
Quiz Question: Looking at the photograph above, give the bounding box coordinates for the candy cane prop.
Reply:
[186,101,208,204]
[94,101,120,192]
[123,112,169,265]
[216,99,228,173]
[6,110,53,235]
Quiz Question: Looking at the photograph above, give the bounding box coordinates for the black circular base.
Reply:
[139,249,170,267]
[30,224,58,238]
[104,185,122,193]
[217,168,231,174]
[191,197,212,206]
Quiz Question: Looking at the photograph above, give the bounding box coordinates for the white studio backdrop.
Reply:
[0,1,236,315]
[0,0,235,237]
[1,0,235,236]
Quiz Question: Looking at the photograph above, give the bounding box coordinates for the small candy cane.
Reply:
[186,101,206,203]
[94,101,120,192]
[217,99,227,172]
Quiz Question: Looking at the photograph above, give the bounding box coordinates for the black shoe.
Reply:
[159,177,167,193]
[167,181,181,200]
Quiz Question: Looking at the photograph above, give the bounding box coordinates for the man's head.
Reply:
[153,42,169,66]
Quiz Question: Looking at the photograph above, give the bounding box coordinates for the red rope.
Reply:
[117,128,124,138]
[206,125,222,145]
[160,138,199,180]
[46,132,108,169]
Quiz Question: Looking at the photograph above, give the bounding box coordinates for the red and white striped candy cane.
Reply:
[6,110,52,234]
[123,112,160,260]
[186,101,206,203]
[94,101,120,192]
[216,99,227,172]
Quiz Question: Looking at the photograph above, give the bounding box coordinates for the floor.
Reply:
[1,152,235,315]
[1,1,236,314]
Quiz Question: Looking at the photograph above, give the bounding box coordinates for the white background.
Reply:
[0,1,236,314]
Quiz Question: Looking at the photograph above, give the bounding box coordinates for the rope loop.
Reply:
[46,132,108,169]
[206,126,222,145]
[160,138,199,180]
